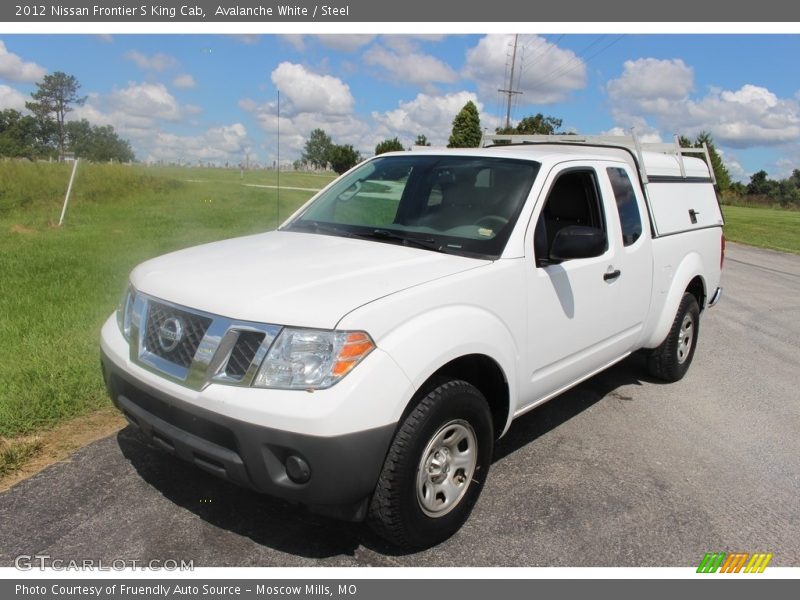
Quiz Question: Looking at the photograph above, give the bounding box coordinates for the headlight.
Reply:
[116,285,136,341]
[253,328,375,390]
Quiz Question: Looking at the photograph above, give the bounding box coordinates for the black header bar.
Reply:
[2,0,800,23]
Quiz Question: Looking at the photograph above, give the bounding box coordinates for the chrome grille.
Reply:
[143,301,212,368]
[225,331,266,380]
[129,292,280,390]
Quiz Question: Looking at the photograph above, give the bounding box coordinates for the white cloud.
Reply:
[607,58,693,102]
[95,34,113,43]
[0,40,46,83]
[315,35,375,52]
[243,87,502,160]
[108,82,182,121]
[172,73,196,89]
[279,35,375,53]
[602,125,663,143]
[270,62,354,116]
[0,84,28,111]
[607,58,800,148]
[280,34,306,51]
[372,91,500,147]
[721,153,749,183]
[240,96,371,158]
[68,84,244,164]
[379,35,448,55]
[124,50,179,72]
[229,34,260,45]
[464,35,587,105]
[364,45,458,88]
[408,34,447,42]
[68,82,196,152]
[144,123,250,164]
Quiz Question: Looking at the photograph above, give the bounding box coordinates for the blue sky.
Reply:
[1,34,798,180]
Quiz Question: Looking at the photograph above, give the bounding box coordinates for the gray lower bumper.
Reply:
[101,352,395,521]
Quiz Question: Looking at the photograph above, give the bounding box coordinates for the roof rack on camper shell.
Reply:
[479,131,717,185]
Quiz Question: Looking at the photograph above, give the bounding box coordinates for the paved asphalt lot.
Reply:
[1,242,798,567]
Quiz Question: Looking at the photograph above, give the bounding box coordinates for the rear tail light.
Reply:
[720,233,726,270]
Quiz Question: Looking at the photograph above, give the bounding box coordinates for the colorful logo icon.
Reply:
[697,552,773,573]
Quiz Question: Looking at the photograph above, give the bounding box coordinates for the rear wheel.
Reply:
[647,292,700,382]
[368,379,493,549]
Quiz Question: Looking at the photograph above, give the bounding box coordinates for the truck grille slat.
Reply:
[225,331,266,379]
[143,301,213,368]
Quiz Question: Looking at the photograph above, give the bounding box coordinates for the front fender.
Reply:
[367,305,520,434]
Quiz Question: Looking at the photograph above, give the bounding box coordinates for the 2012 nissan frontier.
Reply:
[101,134,724,548]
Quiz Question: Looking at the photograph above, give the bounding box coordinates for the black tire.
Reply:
[368,379,493,549]
[647,292,701,382]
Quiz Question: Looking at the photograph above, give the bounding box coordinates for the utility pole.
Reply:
[498,34,523,131]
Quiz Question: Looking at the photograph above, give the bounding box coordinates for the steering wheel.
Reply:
[474,215,508,229]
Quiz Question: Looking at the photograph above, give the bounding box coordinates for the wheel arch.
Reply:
[645,253,707,349]
[397,354,510,440]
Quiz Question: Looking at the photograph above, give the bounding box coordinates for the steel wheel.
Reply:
[368,379,493,549]
[676,313,695,364]
[416,420,477,517]
[646,292,701,382]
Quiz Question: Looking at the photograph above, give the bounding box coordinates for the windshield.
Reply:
[284,155,540,259]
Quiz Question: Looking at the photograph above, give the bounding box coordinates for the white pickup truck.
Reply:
[100,135,724,549]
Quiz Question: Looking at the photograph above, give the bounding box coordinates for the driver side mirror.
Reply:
[548,225,607,263]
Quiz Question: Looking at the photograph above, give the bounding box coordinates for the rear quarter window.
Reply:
[607,167,643,246]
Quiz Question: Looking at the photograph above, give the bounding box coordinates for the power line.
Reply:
[518,34,565,76]
[523,35,625,97]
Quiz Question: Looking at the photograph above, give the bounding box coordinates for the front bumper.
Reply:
[102,354,395,520]
[99,315,411,520]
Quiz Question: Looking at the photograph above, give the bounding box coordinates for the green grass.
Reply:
[0,161,333,438]
[722,205,800,254]
[2,163,795,441]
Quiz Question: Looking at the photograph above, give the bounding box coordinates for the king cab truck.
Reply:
[100,134,724,549]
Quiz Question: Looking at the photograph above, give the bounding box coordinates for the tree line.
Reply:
[0,72,134,163]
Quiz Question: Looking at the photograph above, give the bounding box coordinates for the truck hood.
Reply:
[130,230,488,328]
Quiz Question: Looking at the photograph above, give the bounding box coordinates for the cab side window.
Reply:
[534,169,605,264]
[607,167,643,246]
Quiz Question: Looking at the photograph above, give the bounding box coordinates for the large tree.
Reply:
[447,101,482,148]
[746,170,772,196]
[496,113,563,136]
[375,137,404,155]
[302,128,333,170]
[328,144,361,174]
[26,71,86,162]
[65,119,135,163]
[0,109,51,159]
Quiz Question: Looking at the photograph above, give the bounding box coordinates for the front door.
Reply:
[519,162,631,410]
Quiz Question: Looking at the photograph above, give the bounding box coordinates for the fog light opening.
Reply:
[285,455,311,484]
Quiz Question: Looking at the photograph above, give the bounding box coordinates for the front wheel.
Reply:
[368,379,493,549]
[647,292,701,382]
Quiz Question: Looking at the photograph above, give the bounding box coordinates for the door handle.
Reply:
[603,269,621,282]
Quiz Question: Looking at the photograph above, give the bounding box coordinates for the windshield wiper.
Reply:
[289,222,446,253]
[357,229,446,253]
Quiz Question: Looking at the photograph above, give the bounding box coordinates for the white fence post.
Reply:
[58,158,79,227]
